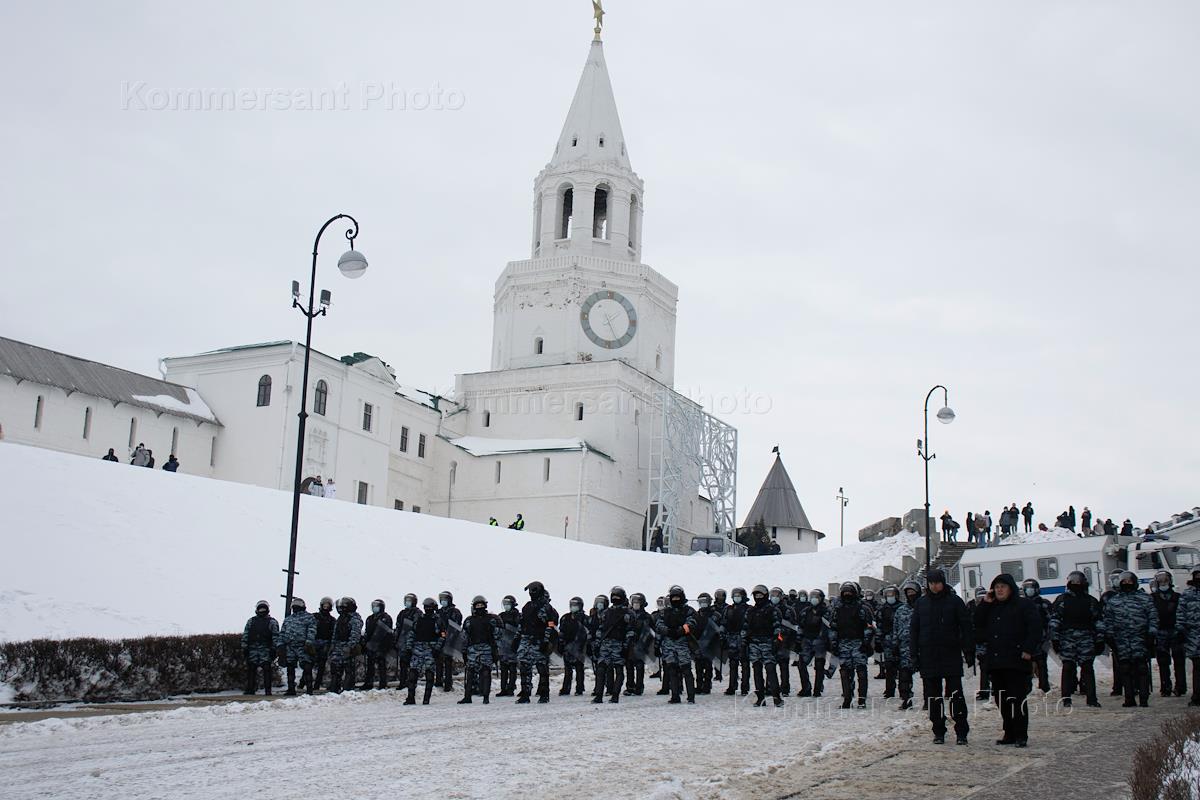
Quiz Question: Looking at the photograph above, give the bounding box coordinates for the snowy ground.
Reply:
[0,678,930,800]
[0,443,922,642]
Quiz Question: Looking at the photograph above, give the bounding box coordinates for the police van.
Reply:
[957,534,1200,599]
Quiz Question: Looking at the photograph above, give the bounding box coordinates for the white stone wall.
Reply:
[0,375,218,475]
[768,525,821,555]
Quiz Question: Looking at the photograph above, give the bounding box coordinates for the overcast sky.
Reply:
[2,1,1197,543]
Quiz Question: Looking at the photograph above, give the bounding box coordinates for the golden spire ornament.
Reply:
[592,0,605,40]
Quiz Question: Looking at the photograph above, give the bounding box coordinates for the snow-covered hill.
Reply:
[0,443,920,642]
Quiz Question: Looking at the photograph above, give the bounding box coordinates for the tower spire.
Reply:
[592,0,605,41]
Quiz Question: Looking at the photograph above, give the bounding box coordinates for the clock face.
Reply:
[580,290,638,349]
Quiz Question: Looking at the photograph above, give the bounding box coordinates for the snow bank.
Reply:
[1160,737,1200,800]
[994,526,1082,546]
[130,389,217,423]
[0,443,919,642]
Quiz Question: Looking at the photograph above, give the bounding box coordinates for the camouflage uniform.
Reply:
[241,610,280,695]
[1103,588,1157,706]
[891,599,917,706]
[656,599,699,703]
[829,595,875,708]
[328,608,363,694]
[517,593,559,702]
[1049,588,1105,705]
[496,604,521,697]
[722,601,751,695]
[593,603,636,702]
[460,611,500,703]
[404,608,444,705]
[279,609,316,695]
[1175,584,1200,704]
[744,597,784,704]
[796,602,830,697]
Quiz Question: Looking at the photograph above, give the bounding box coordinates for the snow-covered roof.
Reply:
[0,336,220,426]
[443,435,610,460]
[741,454,822,538]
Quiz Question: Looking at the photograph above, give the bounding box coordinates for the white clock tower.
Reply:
[490,36,679,385]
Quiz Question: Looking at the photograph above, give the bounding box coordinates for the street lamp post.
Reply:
[283,214,367,614]
[918,386,955,572]
[837,487,849,547]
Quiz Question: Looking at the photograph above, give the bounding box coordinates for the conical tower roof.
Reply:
[549,39,630,171]
[742,454,818,534]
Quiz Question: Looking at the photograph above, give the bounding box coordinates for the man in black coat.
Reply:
[975,574,1043,747]
[910,568,974,745]
[360,599,394,689]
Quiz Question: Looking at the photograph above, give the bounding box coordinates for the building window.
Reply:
[394,500,404,511]
[571,135,578,147]
[314,380,328,416]
[628,193,639,248]
[534,337,544,355]
[128,417,137,449]
[1000,560,1025,582]
[210,435,217,467]
[450,461,457,486]
[655,351,662,371]
[593,184,610,239]
[82,407,92,440]
[413,505,421,514]
[362,402,373,432]
[575,402,584,421]
[495,461,502,484]
[1036,557,1059,581]
[533,194,543,251]
[543,457,551,482]
[771,526,778,540]
[356,481,369,505]
[483,410,491,428]
[34,395,44,430]
[399,426,409,452]
[558,185,574,239]
[256,375,272,407]
[171,427,179,456]
[418,433,426,458]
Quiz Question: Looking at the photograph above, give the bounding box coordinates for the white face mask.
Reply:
[733,595,745,605]
[404,599,414,609]
[1023,587,1036,597]
[372,605,382,614]
[885,596,897,605]
[699,599,710,608]
[809,597,821,606]
[502,602,513,611]
[440,599,449,608]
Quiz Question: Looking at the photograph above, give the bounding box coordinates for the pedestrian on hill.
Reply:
[983,510,993,540]
[1121,520,1134,537]
[488,517,499,526]
[308,476,325,497]
[1022,502,1034,533]
[131,443,149,467]
[324,478,336,499]
[965,512,976,545]
[1067,505,1077,532]
[975,574,1042,747]
[508,514,525,531]
[911,568,973,745]
[1081,507,1092,531]
[102,448,119,462]
[998,508,1011,539]
[649,525,664,553]
[163,455,179,472]
[940,511,955,543]
[1104,519,1117,537]
[145,449,155,469]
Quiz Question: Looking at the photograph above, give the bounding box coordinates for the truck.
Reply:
[957,533,1200,599]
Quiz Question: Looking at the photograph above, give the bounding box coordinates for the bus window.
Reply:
[1136,551,1163,571]
[1163,546,1200,570]
[1000,561,1024,582]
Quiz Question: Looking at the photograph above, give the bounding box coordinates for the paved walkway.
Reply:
[719,678,1194,800]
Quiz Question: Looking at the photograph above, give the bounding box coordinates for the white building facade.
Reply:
[2,30,739,554]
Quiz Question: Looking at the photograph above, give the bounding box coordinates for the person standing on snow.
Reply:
[1049,571,1104,708]
[558,596,588,696]
[1020,579,1054,694]
[656,585,699,704]
[795,588,830,698]
[1022,502,1034,533]
[911,569,973,745]
[516,580,558,703]
[162,455,180,472]
[311,597,336,691]
[323,478,336,499]
[435,591,462,692]
[830,582,875,709]
[328,597,363,694]
[102,448,119,462]
[279,597,317,695]
[360,599,394,690]
[495,595,521,697]
[975,574,1042,747]
[404,598,443,705]
[1176,567,1200,707]
[241,600,280,695]
[458,595,500,704]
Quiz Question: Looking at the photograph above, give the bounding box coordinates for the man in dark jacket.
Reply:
[975,574,1042,747]
[1020,579,1054,693]
[162,455,180,472]
[1151,570,1187,697]
[394,594,421,692]
[910,569,973,745]
[496,595,521,697]
[311,596,336,691]
[102,448,119,462]
[558,596,588,696]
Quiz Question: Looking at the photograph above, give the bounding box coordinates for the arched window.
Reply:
[598,135,605,148]
[593,184,610,239]
[34,395,44,430]
[575,402,584,422]
[533,194,543,252]
[655,350,662,372]
[171,427,179,455]
[628,193,639,249]
[571,134,579,147]
[534,336,544,355]
[82,407,92,440]
[450,461,458,486]
[128,417,137,448]
[558,185,574,239]
[314,380,328,416]
[483,410,491,428]
[256,375,272,407]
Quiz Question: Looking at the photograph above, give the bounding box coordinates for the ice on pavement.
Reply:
[0,443,921,642]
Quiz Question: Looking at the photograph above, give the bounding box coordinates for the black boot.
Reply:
[574,662,586,695]
[480,667,492,704]
[262,665,273,696]
[753,663,766,706]
[609,664,624,703]
[423,670,435,705]
[301,665,314,695]
[667,664,682,704]
[683,666,696,703]
[458,666,474,703]
[244,665,258,695]
[725,659,739,695]
[330,664,344,694]
[286,666,297,696]
[1082,662,1100,707]
[813,658,825,697]
[560,663,573,696]
[840,668,853,709]
[536,665,551,703]
[404,670,417,705]
[593,664,609,703]
[767,664,783,706]
[856,665,869,707]
[739,660,751,695]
